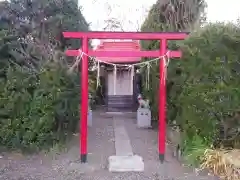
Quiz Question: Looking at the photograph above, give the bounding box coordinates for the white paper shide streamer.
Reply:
[96,60,100,89]
[146,63,150,90]
[113,65,117,95]
[130,65,134,94]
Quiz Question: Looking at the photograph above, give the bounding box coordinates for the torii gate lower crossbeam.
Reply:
[63,31,188,163]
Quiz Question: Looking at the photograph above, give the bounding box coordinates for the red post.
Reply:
[80,37,88,163]
[159,39,167,163]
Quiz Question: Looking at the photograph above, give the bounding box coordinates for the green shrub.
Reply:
[175,23,240,147]
[0,63,80,151]
[182,134,208,166]
[142,22,240,163]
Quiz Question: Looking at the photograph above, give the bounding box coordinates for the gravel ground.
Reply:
[0,111,219,180]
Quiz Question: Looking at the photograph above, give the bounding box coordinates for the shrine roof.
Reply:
[94,40,141,63]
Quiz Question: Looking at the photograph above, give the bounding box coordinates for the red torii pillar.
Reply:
[63,31,188,163]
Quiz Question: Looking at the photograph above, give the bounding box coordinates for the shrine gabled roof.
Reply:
[94,40,141,63]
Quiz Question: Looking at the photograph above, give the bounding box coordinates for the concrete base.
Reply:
[108,155,144,172]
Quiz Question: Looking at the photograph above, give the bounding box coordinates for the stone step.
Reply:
[107,107,134,112]
[108,155,144,172]
[100,112,136,119]
[107,95,135,112]
[107,95,133,98]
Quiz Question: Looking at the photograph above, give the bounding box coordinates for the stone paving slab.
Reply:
[113,117,133,156]
[108,116,144,172]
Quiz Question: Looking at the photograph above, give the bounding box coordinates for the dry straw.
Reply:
[200,149,240,180]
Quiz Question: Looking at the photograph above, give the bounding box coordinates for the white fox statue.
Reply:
[137,94,150,109]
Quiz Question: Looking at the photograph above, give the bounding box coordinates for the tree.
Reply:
[142,0,206,32]
[140,0,207,120]
[177,23,240,150]
[90,0,148,32]
[0,0,89,70]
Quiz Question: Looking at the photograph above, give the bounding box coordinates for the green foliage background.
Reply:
[141,0,240,165]
[177,23,240,146]
[0,0,92,151]
[0,64,80,151]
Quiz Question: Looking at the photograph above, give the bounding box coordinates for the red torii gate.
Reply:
[63,31,188,163]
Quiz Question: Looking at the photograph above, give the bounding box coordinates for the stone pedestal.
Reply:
[137,108,151,128]
[88,110,92,127]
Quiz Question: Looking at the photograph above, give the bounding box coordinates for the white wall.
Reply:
[107,70,133,95]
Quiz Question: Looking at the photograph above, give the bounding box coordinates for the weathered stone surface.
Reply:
[108,155,144,172]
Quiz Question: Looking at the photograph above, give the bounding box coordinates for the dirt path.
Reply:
[0,111,219,180]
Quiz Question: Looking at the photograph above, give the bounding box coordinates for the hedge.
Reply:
[0,63,80,151]
[142,23,240,164]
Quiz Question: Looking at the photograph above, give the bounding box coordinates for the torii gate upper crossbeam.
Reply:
[63,31,188,40]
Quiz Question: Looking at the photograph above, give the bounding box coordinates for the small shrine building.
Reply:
[95,40,142,112]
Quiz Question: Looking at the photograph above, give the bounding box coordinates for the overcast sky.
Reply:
[80,0,240,31]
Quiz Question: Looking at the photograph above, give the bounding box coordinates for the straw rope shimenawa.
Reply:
[200,149,240,180]
[67,49,170,71]
[67,49,170,92]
